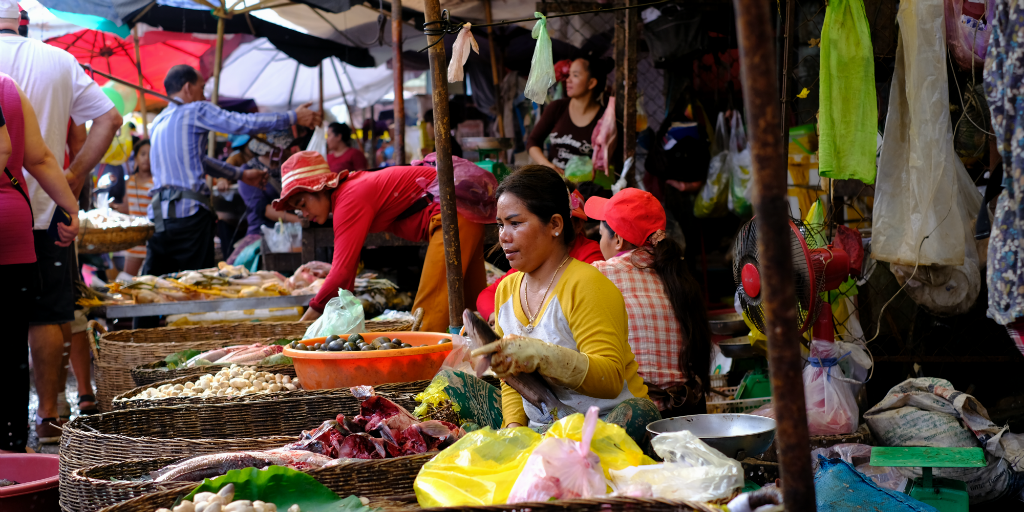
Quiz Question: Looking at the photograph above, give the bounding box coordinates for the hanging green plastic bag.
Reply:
[817,0,877,184]
[414,426,542,507]
[524,13,554,104]
[695,112,731,218]
[727,112,753,215]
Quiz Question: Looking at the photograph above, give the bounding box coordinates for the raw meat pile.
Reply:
[283,386,464,459]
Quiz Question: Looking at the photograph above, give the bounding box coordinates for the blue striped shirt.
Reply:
[148,100,296,219]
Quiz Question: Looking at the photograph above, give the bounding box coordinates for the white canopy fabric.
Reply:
[206,37,397,113]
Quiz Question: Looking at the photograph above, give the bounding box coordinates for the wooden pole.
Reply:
[424,0,465,331]
[733,0,816,508]
[132,26,149,138]
[207,13,226,158]
[392,0,405,165]
[622,0,638,186]
[483,0,504,138]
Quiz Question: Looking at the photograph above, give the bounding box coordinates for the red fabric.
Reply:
[593,250,686,406]
[327,147,368,174]
[273,150,343,211]
[310,166,440,312]
[475,236,604,318]
[0,73,34,265]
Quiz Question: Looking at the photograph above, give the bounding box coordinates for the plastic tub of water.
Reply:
[0,453,60,511]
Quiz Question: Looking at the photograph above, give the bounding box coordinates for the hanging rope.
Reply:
[419,0,670,52]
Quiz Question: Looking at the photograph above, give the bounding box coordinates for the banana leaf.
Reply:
[183,466,369,512]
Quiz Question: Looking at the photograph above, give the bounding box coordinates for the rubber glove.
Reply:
[473,336,589,389]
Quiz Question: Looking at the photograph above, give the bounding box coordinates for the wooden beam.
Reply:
[622,0,638,186]
[392,0,406,165]
[485,0,504,137]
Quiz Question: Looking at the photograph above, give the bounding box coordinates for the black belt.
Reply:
[152,188,213,233]
[396,193,434,221]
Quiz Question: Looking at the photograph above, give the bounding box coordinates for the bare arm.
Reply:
[66,107,120,196]
[17,86,80,245]
[0,124,10,176]
[264,205,300,224]
[67,122,87,165]
[528,146,562,174]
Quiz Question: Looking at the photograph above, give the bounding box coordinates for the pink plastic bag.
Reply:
[507,406,606,503]
[803,339,858,436]
[944,0,994,70]
[447,23,479,83]
[591,96,617,174]
[413,154,498,225]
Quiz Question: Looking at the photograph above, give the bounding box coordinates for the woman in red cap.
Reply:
[474,182,603,324]
[274,151,486,332]
[586,188,712,418]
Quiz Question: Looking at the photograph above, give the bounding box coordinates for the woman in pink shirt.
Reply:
[0,72,80,453]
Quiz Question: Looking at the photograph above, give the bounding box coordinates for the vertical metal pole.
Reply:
[207,13,226,157]
[733,0,816,509]
[392,0,406,164]
[425,0,465,330]
[132,26,149,138]
[484,0,504,138]
[622,0,638,186]
[318,62,324,115]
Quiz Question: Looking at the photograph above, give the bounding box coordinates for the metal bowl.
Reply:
[709,312,748,335]
[647,414,777,460]
[717,336,762,359]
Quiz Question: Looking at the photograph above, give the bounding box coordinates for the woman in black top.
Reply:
[527,57,610,173]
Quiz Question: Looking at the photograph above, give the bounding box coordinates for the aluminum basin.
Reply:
[647,413,777,460]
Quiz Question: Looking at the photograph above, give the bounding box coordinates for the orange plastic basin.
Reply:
[283,332,454,389]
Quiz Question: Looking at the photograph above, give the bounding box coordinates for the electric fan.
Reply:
[732,217,854,337]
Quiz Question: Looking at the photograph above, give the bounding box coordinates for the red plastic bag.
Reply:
[804,340,859,436]
[414,154,498,225]
[944,0,994,70]
[507,406,606,503]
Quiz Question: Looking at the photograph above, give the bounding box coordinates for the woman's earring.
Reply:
[554,232,560,236]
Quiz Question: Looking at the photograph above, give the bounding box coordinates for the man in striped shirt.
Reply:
[144,64,320,276]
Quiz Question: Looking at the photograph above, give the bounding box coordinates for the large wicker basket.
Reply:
[130,362,297,388]
[69,452,435,512]
[78,224,155,254]
[111,376,434,411]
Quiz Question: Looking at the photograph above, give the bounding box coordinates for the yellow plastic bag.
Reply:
[544,412,656,480]
[414,427,541,507]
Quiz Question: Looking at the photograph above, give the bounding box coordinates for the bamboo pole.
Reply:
[392,0,405,165]
[733,0,816,508]
[207,13,226,158]
[483,0,504,138]
[424,0,465,331]
[132,26,149,138]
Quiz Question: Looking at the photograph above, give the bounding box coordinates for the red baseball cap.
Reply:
[272,151,344,211]
[584,188,666,247]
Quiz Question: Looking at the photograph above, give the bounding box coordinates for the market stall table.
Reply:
[97,294,315,319]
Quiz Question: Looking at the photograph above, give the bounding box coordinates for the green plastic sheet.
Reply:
[818,0,877,184]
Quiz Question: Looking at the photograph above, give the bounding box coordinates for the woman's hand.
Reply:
[301,307,322,321]
[472,336,589,389]
[55,214,80,247]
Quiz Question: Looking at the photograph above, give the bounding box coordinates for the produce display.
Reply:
[154,484,300,512]
[79,208,153,229]
[183,344,288,367]
[150,385,465,482]
[128,366,300,400]
[289,334,450,352]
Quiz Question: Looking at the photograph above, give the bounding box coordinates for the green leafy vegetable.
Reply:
[184,466,369,512]
[260,354,293,365]
[164,349,202,370]
[272,338,298,346]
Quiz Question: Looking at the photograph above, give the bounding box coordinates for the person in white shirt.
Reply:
[0,0,121,443]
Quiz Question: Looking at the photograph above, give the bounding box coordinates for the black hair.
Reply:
[496,165,575,248]
[423,110,433,124]
[328,122,352,143]
[133,139,150,157]
[603,221,713,396]
[18,9,28,37]
[579,56,612,101]
[164,65,200,96]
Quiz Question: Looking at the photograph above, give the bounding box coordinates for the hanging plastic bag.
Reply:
[695,112,731,218]
[260,221,293,253]
[726,112,753,215]
[817,0,878,185]
[803,339,859,435]
[448,23,480,83]
[507,407,607,502]
[592,96,617,173]
[609,430,743,501]
[302,289,366,339]
[524,13,555,104]
[414,426,543,507]
[415,153,498,224]
[873,0,983,268]
[305,123,328,159]
[945,0,995,70]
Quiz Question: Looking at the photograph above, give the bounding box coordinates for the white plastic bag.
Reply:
[803,339,859,435]
[306,123,328,159]
[302,289,366,339]
[872,0,982,267]
[261,221,301,253]
[609,430,743,502]
[726,112,753,215]
[507,406,606,503]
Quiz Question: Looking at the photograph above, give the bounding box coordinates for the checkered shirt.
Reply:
[593,250,687,396]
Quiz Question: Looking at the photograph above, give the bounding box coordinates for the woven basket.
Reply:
[64,457,194,512]
[111,376,432,411]
[130,362,297,388]
[78,224,155,254]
